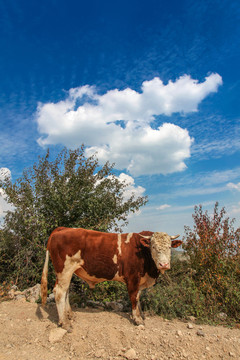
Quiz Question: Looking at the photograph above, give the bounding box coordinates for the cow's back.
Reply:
[48,227,120,278]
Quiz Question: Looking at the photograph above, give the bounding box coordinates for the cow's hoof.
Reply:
[67,311,73,320]
[140,312,146,320]
[59,321,73,332]
[133,317,144,326]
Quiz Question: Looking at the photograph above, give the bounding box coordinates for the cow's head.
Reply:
[140,232,182,273]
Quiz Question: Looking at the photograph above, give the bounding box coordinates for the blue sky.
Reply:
[0,0,240,236]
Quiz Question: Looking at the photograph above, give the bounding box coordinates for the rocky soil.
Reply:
[0,299,240,360]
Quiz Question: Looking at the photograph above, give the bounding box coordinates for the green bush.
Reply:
[140,258,205,320]
[70,277,129,307]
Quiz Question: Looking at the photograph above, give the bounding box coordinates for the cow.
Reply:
[41,227,182,329]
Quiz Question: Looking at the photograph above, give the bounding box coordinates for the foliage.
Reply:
[140,257,205,320]
[2,176,240,325]
[183,202,240,320]
[135,203,240,324]
[0,146,147,288]
[70,277,129,307]
[0,281,12,301]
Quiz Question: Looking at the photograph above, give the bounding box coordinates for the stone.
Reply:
[187,323,194,329]
[176,330,183,336]
[105,301,124,312]
[150,356,157,360]
[188,316,196,322]
[182,350,189,358]
[23,284,41,303]
[217,312,227,320]
[8,289,16,299]
[87,300,104,309]
[125,348,137,359]
[47,293,55,303]
[15,294,26,300]
[197,330,205,337]
[95,349,106,358]
[49,328,67,343]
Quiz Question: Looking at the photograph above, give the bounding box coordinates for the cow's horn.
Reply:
[139,234,151,240]
[170,235,180,240]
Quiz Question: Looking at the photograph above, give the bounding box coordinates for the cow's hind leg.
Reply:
[65,288,73,320]
[54,278,72,330]
[53,251,83,330]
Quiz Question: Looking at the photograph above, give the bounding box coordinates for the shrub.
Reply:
[70,277,129,307]
[184,202,240,320]
[141,258,206,319]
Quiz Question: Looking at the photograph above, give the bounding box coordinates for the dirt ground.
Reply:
[0,300,240,360]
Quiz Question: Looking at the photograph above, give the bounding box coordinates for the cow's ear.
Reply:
[139,235,151,248]
[140,238,151,247]
[171,240,183,248]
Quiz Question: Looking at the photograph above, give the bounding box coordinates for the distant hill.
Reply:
[171,248,189,262]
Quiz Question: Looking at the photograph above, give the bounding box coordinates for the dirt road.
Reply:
[0,300,240,360]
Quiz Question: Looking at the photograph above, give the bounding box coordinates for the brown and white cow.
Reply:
[41,227,182,329]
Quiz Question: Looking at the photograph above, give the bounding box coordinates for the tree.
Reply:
[0,146,147,287]
[184,202,240,317]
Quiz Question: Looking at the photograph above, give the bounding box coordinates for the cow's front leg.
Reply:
[136,290,145,320]
[127,281,144,325]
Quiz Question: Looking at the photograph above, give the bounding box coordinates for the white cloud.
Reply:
[156,204,171,210]
[0,167,11,182]
[96,172,145,202]
[192,137,240,159]
[230,202,240,214]
[116,173,146,200]
[36,73,222,176]
[227,182,240,191]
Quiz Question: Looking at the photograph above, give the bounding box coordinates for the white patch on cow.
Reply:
[57,250,84,286]
[117,234,122,255]
[113,254,118,264]
[125,232,133,243]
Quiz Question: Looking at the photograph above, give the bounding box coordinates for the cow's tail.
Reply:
[41,249,49,306]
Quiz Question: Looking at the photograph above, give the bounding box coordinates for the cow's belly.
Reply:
[75,268,125,288]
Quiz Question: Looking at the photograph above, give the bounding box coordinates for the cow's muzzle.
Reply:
[159,263,170,273]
